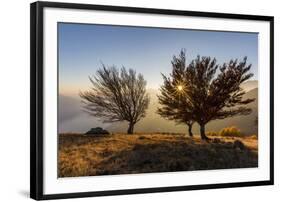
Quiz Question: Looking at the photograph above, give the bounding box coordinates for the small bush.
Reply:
[220,126,243,137]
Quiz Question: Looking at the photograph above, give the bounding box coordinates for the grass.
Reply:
[58,132,258,177]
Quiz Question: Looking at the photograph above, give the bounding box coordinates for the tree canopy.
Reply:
[157,50,194,136]
[158,50,255,140]
[80,64,150,134]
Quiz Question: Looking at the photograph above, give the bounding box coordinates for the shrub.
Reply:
[220,126,243,137]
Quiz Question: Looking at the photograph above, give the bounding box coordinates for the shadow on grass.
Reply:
[93,140,258,176]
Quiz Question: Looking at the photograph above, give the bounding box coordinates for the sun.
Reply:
[177,85,183,91]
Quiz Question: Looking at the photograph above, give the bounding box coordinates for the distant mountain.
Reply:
[241,80,258,92]
[59,84,258,135]
[205,87,258,135]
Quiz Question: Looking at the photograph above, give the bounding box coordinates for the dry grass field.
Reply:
[58,133,258,177]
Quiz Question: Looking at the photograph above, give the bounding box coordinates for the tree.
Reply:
[159,50,255,140]
[80,64,150,134]
[157,50,194,137]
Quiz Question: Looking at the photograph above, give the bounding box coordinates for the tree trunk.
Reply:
[187,123,193,137]
[127,122,134,134]
[200,124,210,141]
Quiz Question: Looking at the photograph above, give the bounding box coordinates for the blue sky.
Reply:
[58,23,258,96]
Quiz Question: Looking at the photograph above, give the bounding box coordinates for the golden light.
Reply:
[177,85,183,91]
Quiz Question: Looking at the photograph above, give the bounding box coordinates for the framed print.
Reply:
[30,1,274,200]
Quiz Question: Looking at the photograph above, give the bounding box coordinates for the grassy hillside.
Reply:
[59,133,258,177]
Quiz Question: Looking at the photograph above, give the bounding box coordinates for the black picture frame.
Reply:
[30,1,274,200]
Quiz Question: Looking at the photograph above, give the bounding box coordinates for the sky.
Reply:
[58,23,258,96]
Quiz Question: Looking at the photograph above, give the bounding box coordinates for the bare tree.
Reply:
[157,50,194,137]
[80,64,150,134]
[159,50,255,140]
